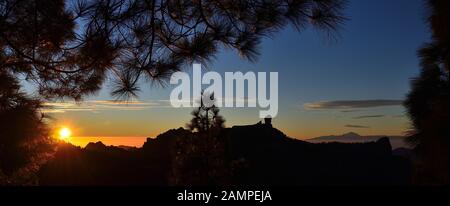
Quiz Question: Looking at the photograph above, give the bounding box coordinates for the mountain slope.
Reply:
[39,124,412,185]
[306,132,409,149]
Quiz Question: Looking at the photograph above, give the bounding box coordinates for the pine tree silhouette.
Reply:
[187,92,225,133]
[404,0,448,185]
[1,0,346,100]
[0,71,54,185]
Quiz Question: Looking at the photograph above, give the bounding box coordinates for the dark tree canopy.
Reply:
[1,0,346,101]
[404,0,448,147]
[404,0,448,185]
[0,71,53,184]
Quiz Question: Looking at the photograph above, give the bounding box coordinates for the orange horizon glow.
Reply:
[67,136,149,148]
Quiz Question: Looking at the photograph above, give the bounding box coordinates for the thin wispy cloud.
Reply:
[353,115,385,119]
[340,110,363,113]
[156,97,257,106]
[90,100,159,105]
[345,124,371,129]
[304,99,403,110]
[41,100,162,113]
[41,97,256,113]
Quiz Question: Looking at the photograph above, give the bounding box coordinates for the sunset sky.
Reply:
[26,0,429,147]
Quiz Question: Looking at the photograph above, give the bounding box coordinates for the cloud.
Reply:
[345,124,371,128]
[353,115,385,119]
[158,97,257,106]
[90,100,158,105]
[340,110,363,113]
[41,97,264,114]
[304,99,403,110]
[41,100,163,113]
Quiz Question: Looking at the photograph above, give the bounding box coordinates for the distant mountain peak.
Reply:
[342,132,361,137]
[84,141,107,151]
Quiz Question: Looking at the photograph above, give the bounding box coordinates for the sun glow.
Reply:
[58,127,72,141]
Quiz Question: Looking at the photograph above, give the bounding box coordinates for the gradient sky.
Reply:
[35,0,430,144]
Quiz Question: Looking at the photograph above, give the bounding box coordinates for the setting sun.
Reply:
[58,127,72,141]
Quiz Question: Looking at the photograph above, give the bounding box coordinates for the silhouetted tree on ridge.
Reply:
[187,92,225,133]
[404,0,448,185]
[172,92,229,185]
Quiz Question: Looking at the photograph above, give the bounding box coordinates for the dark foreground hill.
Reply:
[39,123,411,185]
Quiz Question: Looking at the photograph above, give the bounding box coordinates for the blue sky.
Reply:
[39,0,431,139]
